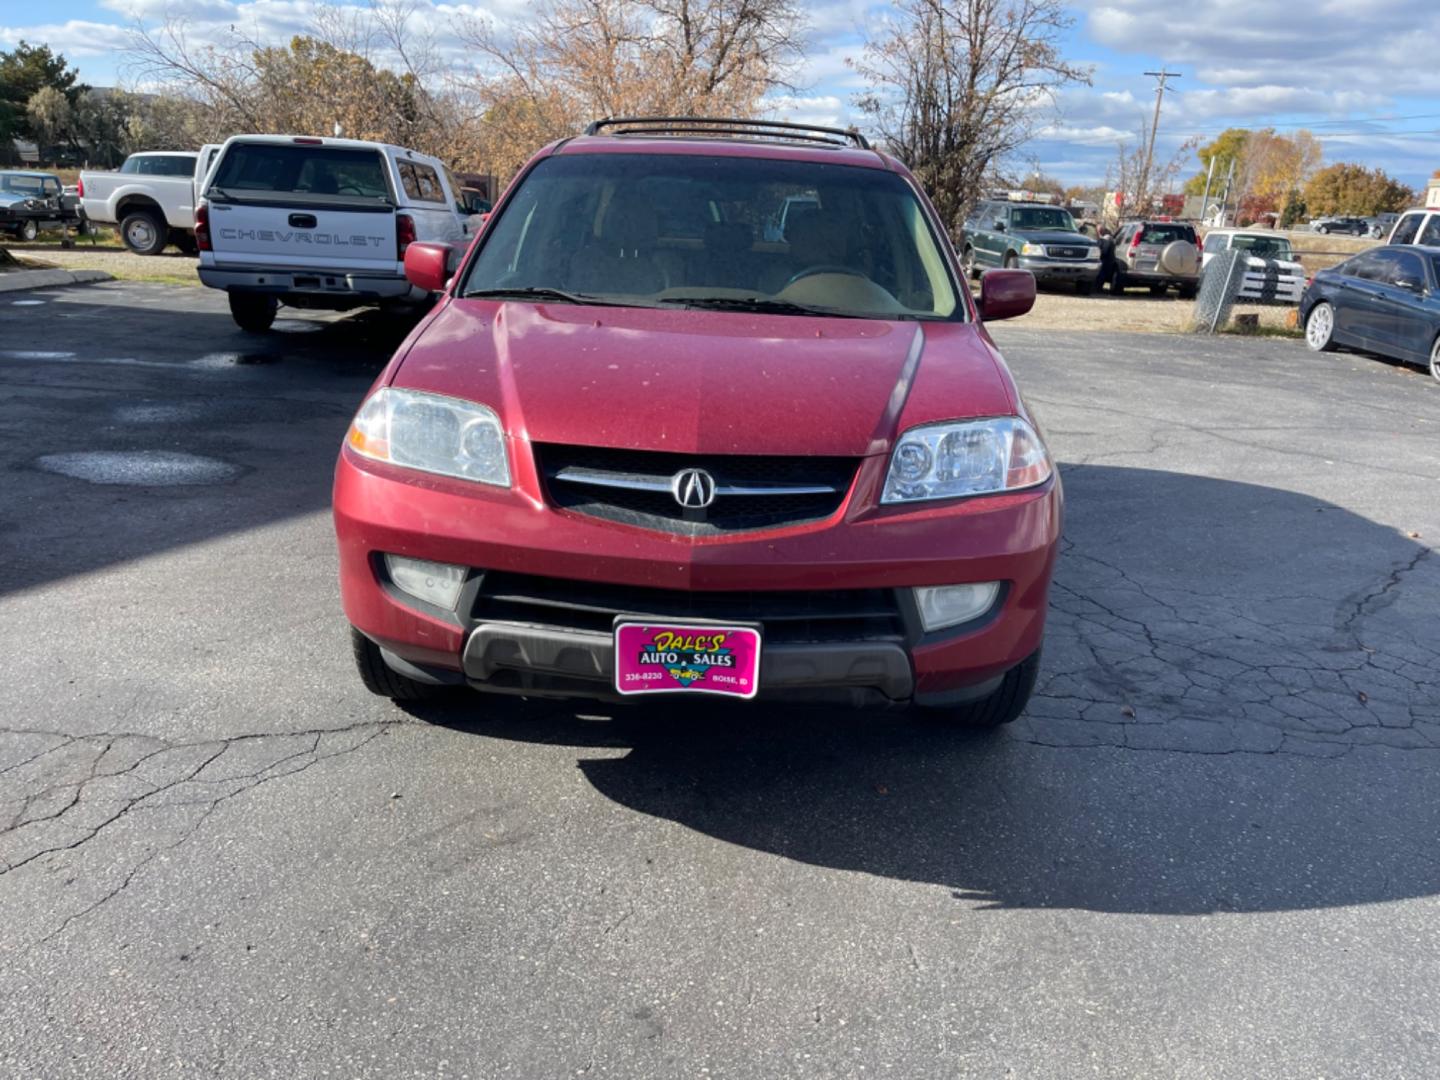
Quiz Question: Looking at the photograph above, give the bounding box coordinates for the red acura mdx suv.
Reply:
[334,118,1061,726]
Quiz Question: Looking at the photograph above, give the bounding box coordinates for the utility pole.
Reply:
[1137,68,1180,216]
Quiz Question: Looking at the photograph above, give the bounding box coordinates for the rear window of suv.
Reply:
[465,152,961,320]
[1138,224,1195,244]
[209,144,392,204]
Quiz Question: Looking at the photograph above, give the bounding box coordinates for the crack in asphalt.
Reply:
[1022,533,1439,758]
[0,720,408,943]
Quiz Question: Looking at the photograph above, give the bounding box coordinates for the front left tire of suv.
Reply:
[350,628,451,701]
[918,651,1041,728]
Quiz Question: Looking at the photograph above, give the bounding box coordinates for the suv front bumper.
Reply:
[1016,257,1101,282]
[334,448,1063,706]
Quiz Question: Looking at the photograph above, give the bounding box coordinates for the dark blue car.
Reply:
[1301,245,1440,382]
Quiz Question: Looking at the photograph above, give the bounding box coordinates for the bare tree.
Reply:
[852,0,1090,234]
[459,0,807,179]
[1105,121,1194,223]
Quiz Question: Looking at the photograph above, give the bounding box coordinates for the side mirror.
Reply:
[993,220,1007,232]
[978,268,1036,321]
[404,241,463,293]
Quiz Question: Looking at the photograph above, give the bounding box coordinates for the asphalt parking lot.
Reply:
[2,282,1438,1078]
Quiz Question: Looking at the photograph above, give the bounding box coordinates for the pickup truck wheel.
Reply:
[1003,252,1018,270]
[917,650,1040,728]
[229,292,278,333]
[170,230,198,255]
[351,628,451,702]
[19,219,38,242]
[120,210,167,255]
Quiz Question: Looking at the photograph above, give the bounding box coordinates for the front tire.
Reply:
[917,651,1041,728]
[1429,336,1440,384]
[120,209,167,255]
[1305,301,1337,352]
[351,628,450,701]
[229,291,278,333]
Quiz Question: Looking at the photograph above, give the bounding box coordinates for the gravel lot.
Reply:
[6,241,1298,334]
[11,242,201,285]
[1,281,1436,1078]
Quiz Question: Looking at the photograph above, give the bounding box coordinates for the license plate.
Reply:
[613,621,761,699]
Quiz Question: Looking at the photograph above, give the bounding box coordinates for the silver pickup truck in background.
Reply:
[79,146,222,255]
[197,135,481,331]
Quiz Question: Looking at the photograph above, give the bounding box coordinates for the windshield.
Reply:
[1010,207,1076,232]
[1232,234,1293,259]
[1,175,45,196]
[462,153,960,320]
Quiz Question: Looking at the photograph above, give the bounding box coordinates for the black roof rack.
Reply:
[584,116,871,151]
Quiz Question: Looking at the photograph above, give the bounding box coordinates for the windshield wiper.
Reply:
[657,296,863,318]
[465,286,608,305]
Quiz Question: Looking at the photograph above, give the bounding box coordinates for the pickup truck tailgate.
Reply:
[206,201,397,272]
[203,142,399,274]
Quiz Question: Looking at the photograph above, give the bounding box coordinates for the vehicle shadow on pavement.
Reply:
[408,464,1439,916]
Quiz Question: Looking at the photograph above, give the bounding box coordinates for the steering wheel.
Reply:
[786,265,867,287]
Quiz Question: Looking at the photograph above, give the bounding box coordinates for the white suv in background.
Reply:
[197,135,483,331]
[1386,209,1440,247]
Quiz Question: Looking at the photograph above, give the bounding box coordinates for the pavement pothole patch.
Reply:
[272,319,323,334]
[112,402,206,424]
[35,450,243,486]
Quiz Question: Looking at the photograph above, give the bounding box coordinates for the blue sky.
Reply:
[6,0,1440,190]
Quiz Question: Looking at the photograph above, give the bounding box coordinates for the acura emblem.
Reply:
[671,468,717,509]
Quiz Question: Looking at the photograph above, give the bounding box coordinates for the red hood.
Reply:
[391,300,1013,457]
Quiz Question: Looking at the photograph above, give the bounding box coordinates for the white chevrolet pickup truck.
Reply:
[79,147,222,254]
[197,135,481,331]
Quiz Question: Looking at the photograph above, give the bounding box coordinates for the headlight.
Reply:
[1019,242,1045,256]
[346,386,509,487]
[1087,246,1100,258]
[882,417,1051,504]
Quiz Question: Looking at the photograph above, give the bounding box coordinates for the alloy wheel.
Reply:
[1430,337,1440,384]
[1306,303,1334,351]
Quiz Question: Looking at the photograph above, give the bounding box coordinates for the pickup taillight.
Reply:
[396,212,416,257]
[77,176,84,198]
[195,203,211,252]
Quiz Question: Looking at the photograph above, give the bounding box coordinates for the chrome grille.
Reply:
[533,444,858,535]
[1045,245,1091,259]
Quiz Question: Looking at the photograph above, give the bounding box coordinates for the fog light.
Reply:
[914,582,1000,632]
[384,554,467,610]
